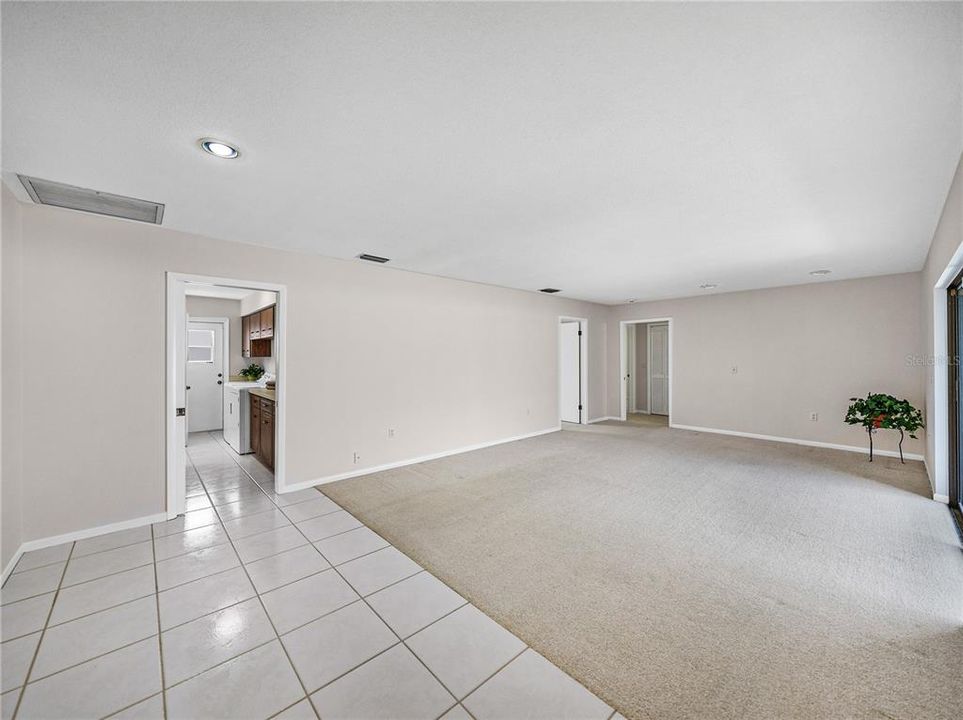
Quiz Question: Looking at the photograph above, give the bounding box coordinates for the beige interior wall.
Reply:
[8,197,609,543]
[2,183,24,570]
[920,152,963,498]
[240,290,277,317]
[607,273,925,457]
[186,296,244,375]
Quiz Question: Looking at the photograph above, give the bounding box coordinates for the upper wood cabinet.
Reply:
[241,304,276,358]
[260,306,274,339]
[241,315,251,358]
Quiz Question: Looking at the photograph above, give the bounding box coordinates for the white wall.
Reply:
[2,184,24,571]
[240,290,277,317]
[5,197,609,543]
[920,152,963,498]
[186,296,244,374]
[607,273,925,457]
[2,183,946,550]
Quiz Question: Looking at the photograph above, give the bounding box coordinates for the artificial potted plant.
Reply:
[239,363,265,382]
[844,393,923,463]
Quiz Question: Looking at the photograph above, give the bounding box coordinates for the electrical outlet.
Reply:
[353,452,361,464]
[809,412,818,422]
[387,428,395,439]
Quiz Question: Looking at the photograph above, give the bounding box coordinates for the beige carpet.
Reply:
[322,421,963,720]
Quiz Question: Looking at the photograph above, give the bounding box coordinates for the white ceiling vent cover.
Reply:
[18,175,165,224]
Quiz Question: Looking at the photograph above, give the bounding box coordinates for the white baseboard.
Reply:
[587,416,621,424]
[668,423,925,462]
[2,511,168,586]
[933,493,950,504]
[284,426,562,493]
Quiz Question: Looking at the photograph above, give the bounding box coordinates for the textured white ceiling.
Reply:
[3,2,961,304]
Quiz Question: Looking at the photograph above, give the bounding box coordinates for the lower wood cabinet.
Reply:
[250,394,275,470]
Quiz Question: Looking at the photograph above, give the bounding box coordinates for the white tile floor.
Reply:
[1,431,617,720]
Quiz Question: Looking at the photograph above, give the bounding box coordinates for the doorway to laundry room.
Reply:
[166,274,287,518]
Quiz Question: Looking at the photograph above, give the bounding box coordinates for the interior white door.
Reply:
[186,321,224,432]
[648,323,669,416]
[559,321,581,423]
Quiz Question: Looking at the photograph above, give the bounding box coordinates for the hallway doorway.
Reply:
[620,318,672,423]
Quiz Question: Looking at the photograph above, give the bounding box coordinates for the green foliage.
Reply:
[239,363,265,381]
[845,393,923,437]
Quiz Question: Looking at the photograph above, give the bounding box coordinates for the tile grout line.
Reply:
[163,434,534,718]
[5,555,70,577]
[150,521,169,720]
[104,691,165,719]
[265,460,569,716]
[458,646,529,706]
[19,632,161,693]
[10,539,76,720]
[324,540,393,567]
[59,556,156,590]
[241,431,534,715]
[182,433,318,717]
[44,588,156,631]
[272,489,466,715]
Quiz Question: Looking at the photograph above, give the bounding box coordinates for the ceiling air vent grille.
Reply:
[18,175,165,224]
[539,288,561,294]
[358,253,390,263]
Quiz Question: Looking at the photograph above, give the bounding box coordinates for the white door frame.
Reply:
[558,316,588,425]
[930,248,963,502]
[167,273,289,519]
[620,317,672,422]
[186,316,230,432]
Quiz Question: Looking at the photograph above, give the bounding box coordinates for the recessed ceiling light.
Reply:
[539,288,561,294]
[627,299,637,304]
[699,283,718,290]
[809,269,832,276]
[199,138,240,159]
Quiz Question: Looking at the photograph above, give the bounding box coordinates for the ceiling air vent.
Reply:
[18,175,165,224]
[539,288,561,294]
[358,253,390,263]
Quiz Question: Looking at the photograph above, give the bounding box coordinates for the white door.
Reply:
[648,323,669,416]
[559,322,581,423]
[186,321,224,432]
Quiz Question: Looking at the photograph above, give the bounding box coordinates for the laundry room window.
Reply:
[187,328,215,363]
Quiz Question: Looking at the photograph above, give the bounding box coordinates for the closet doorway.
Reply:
[620,318,671,425]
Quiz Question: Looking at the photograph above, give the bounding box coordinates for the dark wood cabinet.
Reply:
[250,393,275,471]
[259,398,275,469]
[249,394,260,456]
[260,306,274,339]
[241,304,275,358]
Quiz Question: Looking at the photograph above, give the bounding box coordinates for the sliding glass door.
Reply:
[946,277,963,529]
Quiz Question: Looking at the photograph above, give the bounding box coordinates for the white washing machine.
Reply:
[223,381,262,454]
